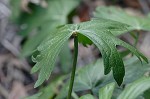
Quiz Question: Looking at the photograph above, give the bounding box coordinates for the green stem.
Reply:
[134,32,139,47]
[67,35,78,99]
[130,31,140,47]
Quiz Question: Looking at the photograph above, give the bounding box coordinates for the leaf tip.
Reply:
[34,81,41,88]
[115,77,124,86]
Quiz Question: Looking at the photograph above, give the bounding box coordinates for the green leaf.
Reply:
[148,13,150,18]
[74,59,105,91]
[20,0,80,36]
[92,56,150,97]
[56,59,106,98]
[55,82,69,99]
[84,76,150,99]
[10,0,21,21]
[94,6,150,32]
[59,42,72,73]
[77,19,148,85]
[99,82,115,99]
[32,18,147,87]
[143,88,150,99]
[32,25,73,88]
[21,0,80,57]
[78,33,93,46]
[55,59,105,99]
[26,76,65,99]
[118,76,150,99]
[123,56,150,84]
[79,94,95,99]
[24,93,42,99]
[22,22,59,57]
[38,77,64,99]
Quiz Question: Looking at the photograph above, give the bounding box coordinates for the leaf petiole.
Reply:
[67,34,78,99]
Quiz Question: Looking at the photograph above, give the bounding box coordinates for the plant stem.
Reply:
[130,31,140,47]
[134,32,139,47]
[67,35,78,99]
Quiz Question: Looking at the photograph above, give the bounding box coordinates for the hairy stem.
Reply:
[67,35,78,99]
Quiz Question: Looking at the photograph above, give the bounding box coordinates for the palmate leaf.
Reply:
[92,57,150,98]
[117,76,150,99]
[94,6,150,32]
[31,26,73,87]
[32,18,147,87]
[74,57,150,93]
[28,57,149,99]
[81,76,150,99]
[123,56,150,84]
[77,19,148,85]
[73,59,105,91]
